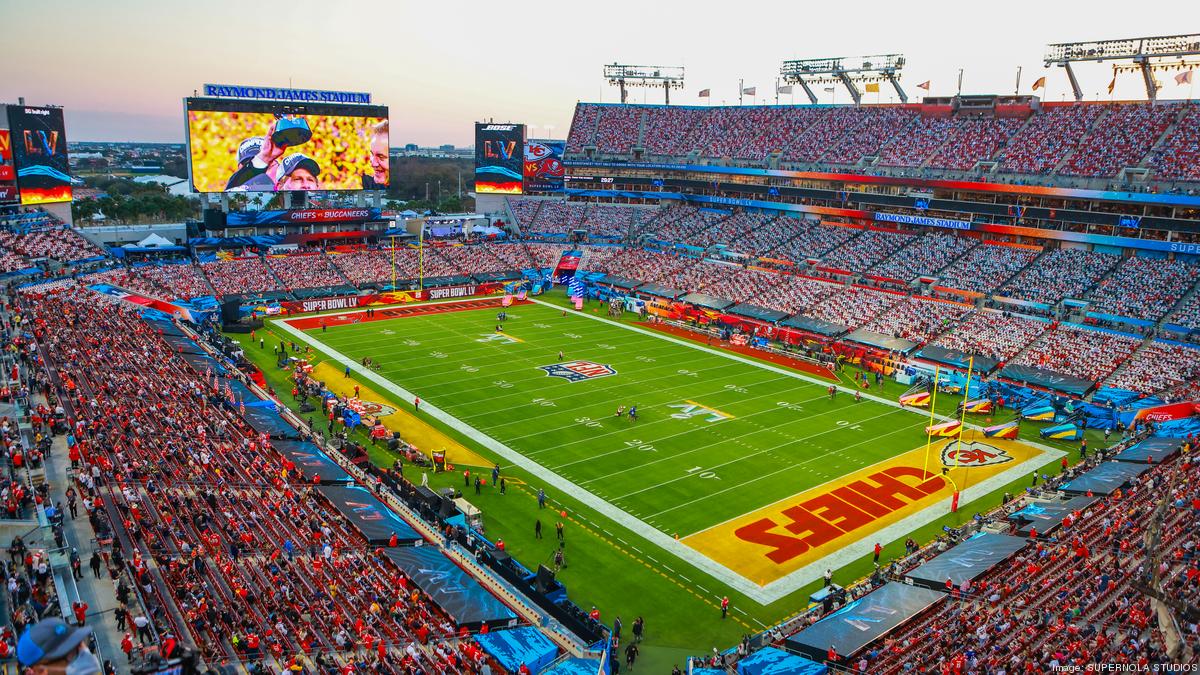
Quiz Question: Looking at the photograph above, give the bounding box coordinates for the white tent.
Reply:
[125,233,176,249]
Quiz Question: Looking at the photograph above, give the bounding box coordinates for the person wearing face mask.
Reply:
[16,617,101,675]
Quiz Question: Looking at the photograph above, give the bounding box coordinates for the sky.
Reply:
[2,0,1196,145]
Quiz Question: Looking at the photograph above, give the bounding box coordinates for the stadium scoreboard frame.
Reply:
[183,95,390,194]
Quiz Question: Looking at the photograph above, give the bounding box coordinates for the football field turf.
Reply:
[274,296,1057,603]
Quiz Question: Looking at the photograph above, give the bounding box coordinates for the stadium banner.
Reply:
[185,97,390,193]
[475,123,525,194]
[226,207,382,227]
[999,363,1094,397]
[684,432,1043,586]
[202,83,370,104]
[1132,400,1200,423]
[873,212,970,230]
[383,547,518,628]
[7,105,73,205]
[281,294,376,314]
[524,138,565,192]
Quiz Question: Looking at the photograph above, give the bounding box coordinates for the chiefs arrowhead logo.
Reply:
[941,441,1013,468]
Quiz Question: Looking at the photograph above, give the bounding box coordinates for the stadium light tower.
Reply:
[1045,34,1200,103]
[780,54,907,105]
[604,64,685,105]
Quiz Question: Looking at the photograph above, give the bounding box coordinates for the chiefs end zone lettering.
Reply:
[734,467,944,565]
[682,433,1044,585]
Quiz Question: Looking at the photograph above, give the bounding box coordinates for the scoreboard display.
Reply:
[474,122,525,194]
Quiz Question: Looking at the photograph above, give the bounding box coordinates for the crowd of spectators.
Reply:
[869,232,977,281]
[1011,324,1141,383]
[821,229,915,273]
[929,311,1051,363]
[999,248,1121,305]
[565,101,1194,181]
[1060,104,1176,178]
[861,297,973,345]
[802,286,903,331]
[266,252,348,290]
[1106,340,1200,396]
[594,106,643,155]
[856,454,1184,673]
[1086,255,1199,321]
[328,249,411,287]
[564,104,601,153]
[925,116,1025,170]
[20,287,500,671]
[1149,104,1200,182]
[997,104,1107,175]
[0,226,106,268]
[200,256,283,297]
[934,243,1040,295]
[1168,290,1200,330]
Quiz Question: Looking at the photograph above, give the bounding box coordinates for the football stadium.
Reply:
[4,6,1200,674]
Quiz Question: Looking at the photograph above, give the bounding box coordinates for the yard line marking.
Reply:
[550,391,831,472]
[643,414,918,519]
[611,407,908,500]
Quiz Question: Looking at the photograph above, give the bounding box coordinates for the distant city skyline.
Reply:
[2,0,1195,144]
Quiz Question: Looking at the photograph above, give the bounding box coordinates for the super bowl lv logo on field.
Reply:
[538,360,616,382]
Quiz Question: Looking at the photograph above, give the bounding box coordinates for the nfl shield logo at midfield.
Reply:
[538,360,617,382]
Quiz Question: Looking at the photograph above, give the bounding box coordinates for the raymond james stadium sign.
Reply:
[203,84,371,104]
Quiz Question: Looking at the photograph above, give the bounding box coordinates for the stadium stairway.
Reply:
[1140,103,1194,170]
[1049,105,1112,177]
[324,249,356,287]
[1100,332,1158,392]
[1158,264,1200,327]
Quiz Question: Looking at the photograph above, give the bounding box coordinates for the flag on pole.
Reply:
[698,89,711,97]
[741,86,756,95]
[1032,76,1046,90]
[864,83,880,93]
[777,85,793,94]
[1108,76,1117,94]
[1177,70,1194,85]
[917,81,930,90]
[823,87,835,93]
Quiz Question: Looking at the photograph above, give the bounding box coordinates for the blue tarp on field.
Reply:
[1007,495,1101,537]
[785,582,946,660]
[272,440,351,484]
[1059,461,1150,495]
[905,533,1028,590]
[475,627,558,674]
[543,658,602,675]
[315,485,421,545]
[383,546,517,628]
[736,647,827,675]
[1116,437,1182,464]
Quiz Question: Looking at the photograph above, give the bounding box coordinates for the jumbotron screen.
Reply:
[186,98,390,193]
[7,105,72,205]
[475,122,525,194]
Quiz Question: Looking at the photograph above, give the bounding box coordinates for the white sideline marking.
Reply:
[276,302,1062,605]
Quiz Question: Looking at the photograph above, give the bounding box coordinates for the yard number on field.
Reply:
[686,466,720,480]
[624,439,656,452]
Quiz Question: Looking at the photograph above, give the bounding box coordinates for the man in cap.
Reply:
[275,154,321,191]
[224,118,290,191]
[224,136,280,191]
[17,617,100,674]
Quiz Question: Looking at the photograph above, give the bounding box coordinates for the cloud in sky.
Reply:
[1,0,1191,144]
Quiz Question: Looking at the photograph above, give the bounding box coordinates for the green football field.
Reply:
[234,292,1088,669]
[302,300,932,538]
